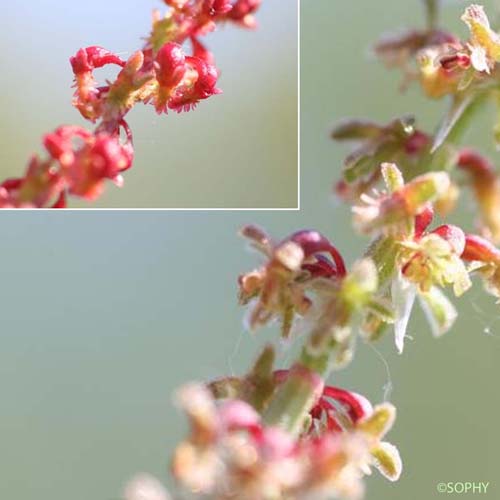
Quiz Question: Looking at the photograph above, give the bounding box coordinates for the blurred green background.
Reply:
[0,1,297,208]
[2,1,500,500]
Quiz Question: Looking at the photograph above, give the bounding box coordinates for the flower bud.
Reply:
[462,233,500,262]
[353,165,450,233]
[227,0,262,29]
[204,0,233,16]
[155,42,187,89]
[400,171,450,212]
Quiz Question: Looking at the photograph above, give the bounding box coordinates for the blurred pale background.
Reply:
[1,2,500,500]
[0,1,297,208]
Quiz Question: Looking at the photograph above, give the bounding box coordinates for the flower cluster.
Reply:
[3,0,262,207]
[328,4,500,352]
[238,225,347,338]
[172,368,400,500]
[375,4,500,98]
[333,116,500,244]
[1,124,133,207]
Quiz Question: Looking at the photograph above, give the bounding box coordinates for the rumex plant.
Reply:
[124,2,500,500]
[0,0,261,208]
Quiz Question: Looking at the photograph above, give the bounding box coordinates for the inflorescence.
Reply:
[1,0,261,207]
[165,4,500,500]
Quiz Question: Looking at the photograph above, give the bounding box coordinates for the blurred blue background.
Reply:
[0,1,297,208]
[1,2,500,500]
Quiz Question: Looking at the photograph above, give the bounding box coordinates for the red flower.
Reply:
[70,46,125,75]
[154,43,188,113]
[70,46,125,122]
[204,0,233,16]
[169,56,221,112]
[462,233,500,263]
[461,234,500,300]
[155,43,187,89]
[47,123,133,200]
[274,369,371,434]
[227,0,262,28]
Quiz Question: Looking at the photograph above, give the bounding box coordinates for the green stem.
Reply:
[263,300,347,435]
[446,91,489,146]
[423,0,439,30]
[262,241,396,435]
[418,90,491,176]
[262,346,334,435]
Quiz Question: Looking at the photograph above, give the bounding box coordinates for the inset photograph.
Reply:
[0,1,298,208]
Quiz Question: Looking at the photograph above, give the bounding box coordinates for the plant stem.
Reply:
[262,347,333,435]
[263,301,346,435]
[446,91,490,145]
[424,0,439,30]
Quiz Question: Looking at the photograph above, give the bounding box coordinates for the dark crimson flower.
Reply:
[238,226,346,338]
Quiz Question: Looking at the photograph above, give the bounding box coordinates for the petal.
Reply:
[381,162,404,193]
[358,403,396,439]
[470,45,490,73]
[391,272,417,353]
[418,286,457,337]
[371,442,403,481]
